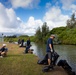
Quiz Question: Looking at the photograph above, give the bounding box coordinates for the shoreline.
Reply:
[0,43,68,75]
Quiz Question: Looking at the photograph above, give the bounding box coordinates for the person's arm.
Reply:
[0,50,2,53]
[0,48,2,52]
[49,39,53,52]
[49,44,53,52]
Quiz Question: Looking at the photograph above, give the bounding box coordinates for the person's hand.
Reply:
[51,49,53,52]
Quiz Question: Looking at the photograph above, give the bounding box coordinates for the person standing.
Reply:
[46,34,55,67]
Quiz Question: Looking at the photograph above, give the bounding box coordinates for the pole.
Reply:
[2,33,4,42]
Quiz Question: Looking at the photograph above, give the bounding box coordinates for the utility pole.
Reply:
[2,33,4,42]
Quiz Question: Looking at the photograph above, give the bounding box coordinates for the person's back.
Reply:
[27,38,31,46]
[18,39,21,44]
[21,39,24,46]
[25,38,31,53]
[22,39,24,43]
[0,47,5,52]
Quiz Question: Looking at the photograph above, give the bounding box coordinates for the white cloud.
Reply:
[10,0,40,8]
[0,3,21,29]
[70,4,76,12]
[0,2,71,36]
[43,7,69,29]
[0,3,43,36]
[61,0,76,11]
[19,16,43,35]
[0,3,22,34]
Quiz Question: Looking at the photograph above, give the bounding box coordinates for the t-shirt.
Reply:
[46,38,54,52]
[27,40,31,46]
[0,47,6,52]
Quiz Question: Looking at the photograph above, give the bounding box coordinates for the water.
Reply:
[30,42,76,72]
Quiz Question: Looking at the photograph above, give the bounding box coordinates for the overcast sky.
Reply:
[0,0,76,36]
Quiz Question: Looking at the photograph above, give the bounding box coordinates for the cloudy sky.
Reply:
[0,0,76,36]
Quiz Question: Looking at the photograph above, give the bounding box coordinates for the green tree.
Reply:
[67,13,76,28]
[35,22,49,43]
[35,27,42,42]
[42,22,49,38]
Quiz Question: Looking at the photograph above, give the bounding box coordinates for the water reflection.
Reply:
[30,42,76,72]
[31,43,46,58]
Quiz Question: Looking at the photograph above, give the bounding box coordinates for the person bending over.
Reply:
[25,38,31,53]
[0,44,8,58]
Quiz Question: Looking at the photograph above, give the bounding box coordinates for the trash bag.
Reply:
[37,59,48,65]
[57,60,76,75]
[37,54,48,65]
[37,52,59,65]
[51,52,59,65]
[57,60,72,70]
[42,65,53,72]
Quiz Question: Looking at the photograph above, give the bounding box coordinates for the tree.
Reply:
[42,22,49,38]
[35,27,42,41]
[35,22,49,43]
[71,13,75,21]
[67,13,76,28]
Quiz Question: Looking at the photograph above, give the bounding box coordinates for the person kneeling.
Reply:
[0,44,8,58]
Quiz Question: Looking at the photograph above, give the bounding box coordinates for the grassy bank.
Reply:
[0,43,67,75]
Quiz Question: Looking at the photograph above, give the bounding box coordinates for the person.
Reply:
[18,39,21,45]
[21,39,24,47]
[27,38,31,47]
[19,39,25,47]
[46,34,55,67]
[25,38,31,53]
[0,44,8,58]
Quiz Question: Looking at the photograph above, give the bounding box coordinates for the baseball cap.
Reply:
[3,44,6,47]
[51,34,55,38]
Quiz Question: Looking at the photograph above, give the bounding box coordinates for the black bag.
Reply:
[42,65,54,72]
[57,60,76,75]
[57,60,72,70]
[42,66,50,72]
[37,52,59,65]
[37,54,48,65]
[51,52,59,65]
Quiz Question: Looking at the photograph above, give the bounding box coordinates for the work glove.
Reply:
[51,49,53,52]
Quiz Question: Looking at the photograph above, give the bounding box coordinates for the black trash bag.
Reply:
[57,60,72,70]
[37,52,59,65]
[37,54,48,65]
[42,65,53,72]
[37,59,48,65]
[51,52,59,66]
[57,60,76,75]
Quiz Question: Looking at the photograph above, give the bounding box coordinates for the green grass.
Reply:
[0,43,67,75]
[0,54,42,75]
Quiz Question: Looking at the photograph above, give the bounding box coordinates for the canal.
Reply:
[30,42,76,72]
